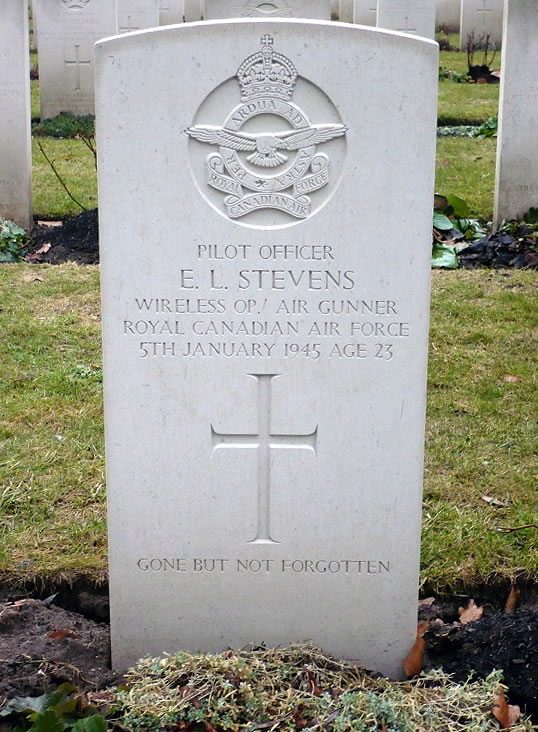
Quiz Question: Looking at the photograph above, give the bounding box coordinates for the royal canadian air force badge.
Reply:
[186,35,347,222]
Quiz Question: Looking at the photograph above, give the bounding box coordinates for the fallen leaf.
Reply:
[403,620,428,677]
[493,687,520,728]
[293,708,308,730]
[304,667,322,696]
[505,582,520,614]
[481,495,508,508]
[204,723,218,732]
[418,597,436,610]
[458,599,484,625]
[48,628,76,640]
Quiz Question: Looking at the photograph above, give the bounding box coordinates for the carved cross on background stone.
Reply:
[64,45,91,91]
[211,374,317,545]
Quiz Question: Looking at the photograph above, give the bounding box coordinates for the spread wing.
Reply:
[275,124,348,150]
[185,125,257,151]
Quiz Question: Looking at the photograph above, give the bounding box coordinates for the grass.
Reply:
[28,135,497,222]
[32,138,98,218]
[0,266,536,591]
[435,137,497,219]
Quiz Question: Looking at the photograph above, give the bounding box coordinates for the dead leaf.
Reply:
[204,723,218,732]
[293,707,308,730]
[403,620,428,677]
[304,667,322,696]
[493,687,520,728]
[458,599,484,625]
[505,582,520,614]
[504,375,521,383]
[37,220,62,227]
[418,597,435,610]
[434,194,448,210]
[481,495,508,508]
[48,628,77,640]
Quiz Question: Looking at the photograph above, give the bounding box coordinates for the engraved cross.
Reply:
[119,15,141,32]
[211,374,317,545]
[64,45,91,91]
[397,16,417,32]
[477,0,492,13]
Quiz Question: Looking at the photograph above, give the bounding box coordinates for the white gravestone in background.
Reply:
[0,0,32,229]
[377,0,435,38]
[31,0,38,49]
[436,0,460,32]
[459,0,503,50]
[339,0,354,22]
[494,0,538,227]
[354,0,377,26]
[184,0,202,19]
[118,0,160,33]
[159,0,185,23]
[35,0,117,119]
[203,0,331,20]
[96,19,438,677]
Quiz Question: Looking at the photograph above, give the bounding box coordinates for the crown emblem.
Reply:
[237,35,297,102]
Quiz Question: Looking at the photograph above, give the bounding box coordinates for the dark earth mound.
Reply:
[0,594,537,720]
[0,599,118,706]
[27,209,99,265]
[24,209,538,269]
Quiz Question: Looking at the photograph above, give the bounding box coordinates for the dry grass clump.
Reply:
[114,644,533,732]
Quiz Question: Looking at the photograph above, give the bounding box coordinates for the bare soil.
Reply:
[0,588,536,721]
[24,210,538,269]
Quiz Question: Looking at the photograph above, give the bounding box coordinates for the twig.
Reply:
[35,139,87,211]
[79,134,97,169]
[491,524,538,533]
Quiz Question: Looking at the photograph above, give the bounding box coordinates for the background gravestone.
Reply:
[117,0,160,33]
[459,0,503,50]
[35,0,117,119]
[184,0,202,19]
[494,0,537,227]
[203,0,331,20]
[377,0,436,38]
[436,0,460,32]
[159,0,185,24]
[96,19,438,678]
[0,0,32,230]
[339,0,354,23]
[354,0,377,26]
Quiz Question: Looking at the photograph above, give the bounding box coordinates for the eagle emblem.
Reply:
[185,35,348,221]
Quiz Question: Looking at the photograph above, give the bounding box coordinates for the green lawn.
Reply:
[436,137,496,219]
[1,266,536,591]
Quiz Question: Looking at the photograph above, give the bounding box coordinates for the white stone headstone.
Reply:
[354,0,377,26]
[494,0,537,227]
[459,0,503,50]
[436,0,460,32]
[159,0,184,23]
[339,0,354,22]
[203,0,331,20]
[34,0,117,120]
[96,19,438,678]
[184,0,202,19]
[0,0,32,229]
[377,0,436,38]
[118,0,160,33]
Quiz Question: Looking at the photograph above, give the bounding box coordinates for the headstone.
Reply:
[184,0,202,19]
[96,20,438,678]
[118,0,160,33]
[203,0,331,20]
[377,0,436,38]
[494,0,538,227]
[354,0,377,26]
[0,0,32,229]
[159,0,185,23]
[459,0,503,50]
[436,0,460,32]
[339,0,354,22]
[34,0,117,120]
